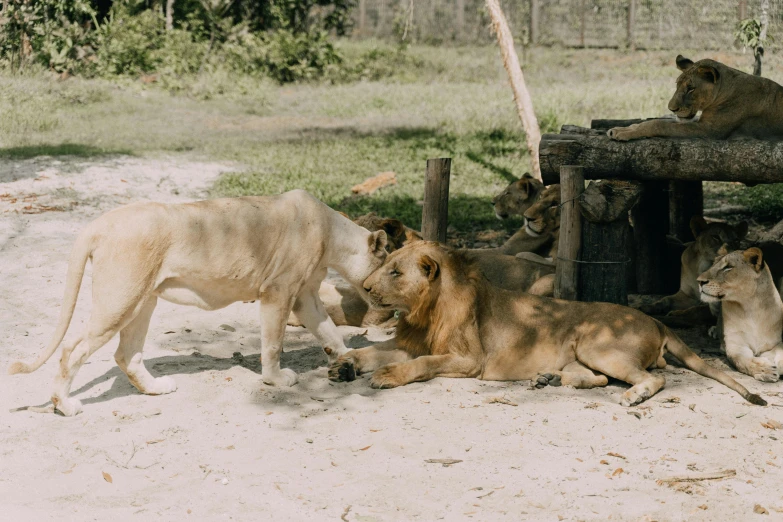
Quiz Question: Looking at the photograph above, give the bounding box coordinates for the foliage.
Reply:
[735,18,774,50]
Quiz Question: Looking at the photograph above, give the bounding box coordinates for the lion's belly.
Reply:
[154,277,260,310]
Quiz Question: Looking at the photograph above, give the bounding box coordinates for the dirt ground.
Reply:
[1,156,782,522]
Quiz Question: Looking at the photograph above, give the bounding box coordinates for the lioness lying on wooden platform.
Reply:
[329,241,765,407]
[608,54,783,141]
[9,190,388,416]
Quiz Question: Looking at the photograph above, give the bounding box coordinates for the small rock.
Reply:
[219,324,236,332]
[754,504,768,515]
[221,478,229,486]
[306,438,313,444]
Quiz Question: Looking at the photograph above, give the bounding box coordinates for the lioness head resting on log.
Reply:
[333,241,765,406]
[523,184,560,238]
[492,173,544,220]
[639,217,748,317]
[698,246,783,382]
[608,54,783,141]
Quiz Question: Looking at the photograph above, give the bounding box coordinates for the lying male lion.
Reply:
[698,246,783,382]
[492,173,544,220]
[329,242,765,407]
[608,55,783,141]
[640,216,747,316]
[8,190,388,416]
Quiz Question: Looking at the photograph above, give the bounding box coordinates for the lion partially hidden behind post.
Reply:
[329,241,766,407]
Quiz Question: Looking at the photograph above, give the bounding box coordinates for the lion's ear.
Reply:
[690,215,708,237]
[418,254,440,282]
[521,172,533,180]
[696,65,719,83]
[379,218,406,242]
[717,243,729,257]
[676,55,694,71]
[370,230,387,256]
[735,220,749,239]
[515,178,531,197]
[743,247,764,272]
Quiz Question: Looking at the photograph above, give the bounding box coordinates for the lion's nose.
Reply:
[363,283,372,293]
[697,279,707,287]
[668,100,679,112]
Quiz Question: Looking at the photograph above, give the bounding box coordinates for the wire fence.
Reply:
[352,0,783,50]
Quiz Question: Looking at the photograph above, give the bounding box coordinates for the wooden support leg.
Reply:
[421,158,451,243]
[632,181,669,295]
[554,165,584,301]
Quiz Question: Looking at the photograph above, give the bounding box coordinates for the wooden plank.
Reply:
[421,158,451,243]
[554,166,584,301]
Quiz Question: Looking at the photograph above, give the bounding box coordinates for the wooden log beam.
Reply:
[540,129,783,185]
[421,158,451,243]
[554,166,584,301]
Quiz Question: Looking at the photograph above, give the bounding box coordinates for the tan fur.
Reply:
[8,190,388,416]
[698,247,783,382]
[609,54,783,141]
[492,173,545,219]
[640,217,748,316]
[329,242,766,407]
[487,184,560,258]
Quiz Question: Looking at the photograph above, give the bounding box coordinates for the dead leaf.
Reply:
[698,505,708,510]
[62,470,73,474]
[102,471,113,483]
[485,396,518,407]
[425,458,462,467]
[369,429,382,432]
[754,504,769,515]
[761,420,783,430]
[612,468,624,476]
[627,411,642,420]
[689,404,696,411]
[600,460,609,465]
[584,402,601,409]
[607,452,626,460]
[661,397,680,403]
[359,445,372,451]
[146,439,165,445]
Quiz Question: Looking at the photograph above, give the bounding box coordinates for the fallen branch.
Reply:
[657,469,736,484]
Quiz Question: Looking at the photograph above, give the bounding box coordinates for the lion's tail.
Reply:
[8,231,93,375]
[662,325,766,406]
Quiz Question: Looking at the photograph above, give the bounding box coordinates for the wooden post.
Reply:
[578,180,642,305]
[632,181,669,294]
[554,166,584,301]
[580,0,587,48]
[358,0,367,36]
[530,0,540,45]
[456,0,465,38]
[668,180,703,242]
[627,0,636,49]
[738,0,747,20]
[421,158,451,243]
[166,0,175,31]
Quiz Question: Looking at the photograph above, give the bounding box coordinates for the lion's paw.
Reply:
[370,365,404,389]
[328,357,358,382]
[534,373,561,389]
[708,326,721,340]
[146,376,178,395]
[54,397,83,417]
[749,359,779,383]
[620,388,651,407]
[607,127,633,142]
[261,368,298,387]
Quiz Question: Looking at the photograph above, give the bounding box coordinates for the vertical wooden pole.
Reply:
[456,0,465,39]
[668,180,703,242]
[627,0,636,49]
[166,0,175,31]
[421,158,451,243]
[530,0,540,45]
[738,0,747,20]
[580,0,587,48]
[632,181,669,294]
[554,166,584,301]
[358,0,366,36]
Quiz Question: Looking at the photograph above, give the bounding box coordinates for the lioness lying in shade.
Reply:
[609,54,783,141]
[329,242,766,407]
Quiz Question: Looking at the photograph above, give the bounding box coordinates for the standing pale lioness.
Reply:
[9,190,388,416]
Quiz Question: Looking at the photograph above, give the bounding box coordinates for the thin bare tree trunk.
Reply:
[754,0,769,76]
[166,0,175,31]
[485,0,542,181]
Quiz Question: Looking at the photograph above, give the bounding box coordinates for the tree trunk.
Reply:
[539,126,783,184]
[166,0,175,31]
[754,0,769,76]
[485,0,542,181]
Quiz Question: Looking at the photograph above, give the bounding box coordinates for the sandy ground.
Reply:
[1,155,783,522]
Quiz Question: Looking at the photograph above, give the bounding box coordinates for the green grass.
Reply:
[1,42,782,229]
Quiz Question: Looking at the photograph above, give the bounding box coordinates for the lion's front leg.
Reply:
[328,339,409,382]
[727,344,779,382]
[370,354,480,389]
[293,276,349,364]
[607,120,725,141]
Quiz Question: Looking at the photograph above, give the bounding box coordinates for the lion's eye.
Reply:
[390,269,401,277]
[722,266,733,272]
[686,88,694,94]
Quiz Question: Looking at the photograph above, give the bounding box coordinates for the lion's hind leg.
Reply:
[114,297,176,396]
[579,355,665,406]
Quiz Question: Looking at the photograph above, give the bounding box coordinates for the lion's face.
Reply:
[690,216,748,269]
[698,247,766,303]
[523,184,560,237]
[667,55,720,119]
[363,241,445,313]
[353,212,422,253]
[492,173,544,220]
[340,229,389,291]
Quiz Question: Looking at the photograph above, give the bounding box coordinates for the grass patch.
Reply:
[0,143,133,159]
[2,43,782,231]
